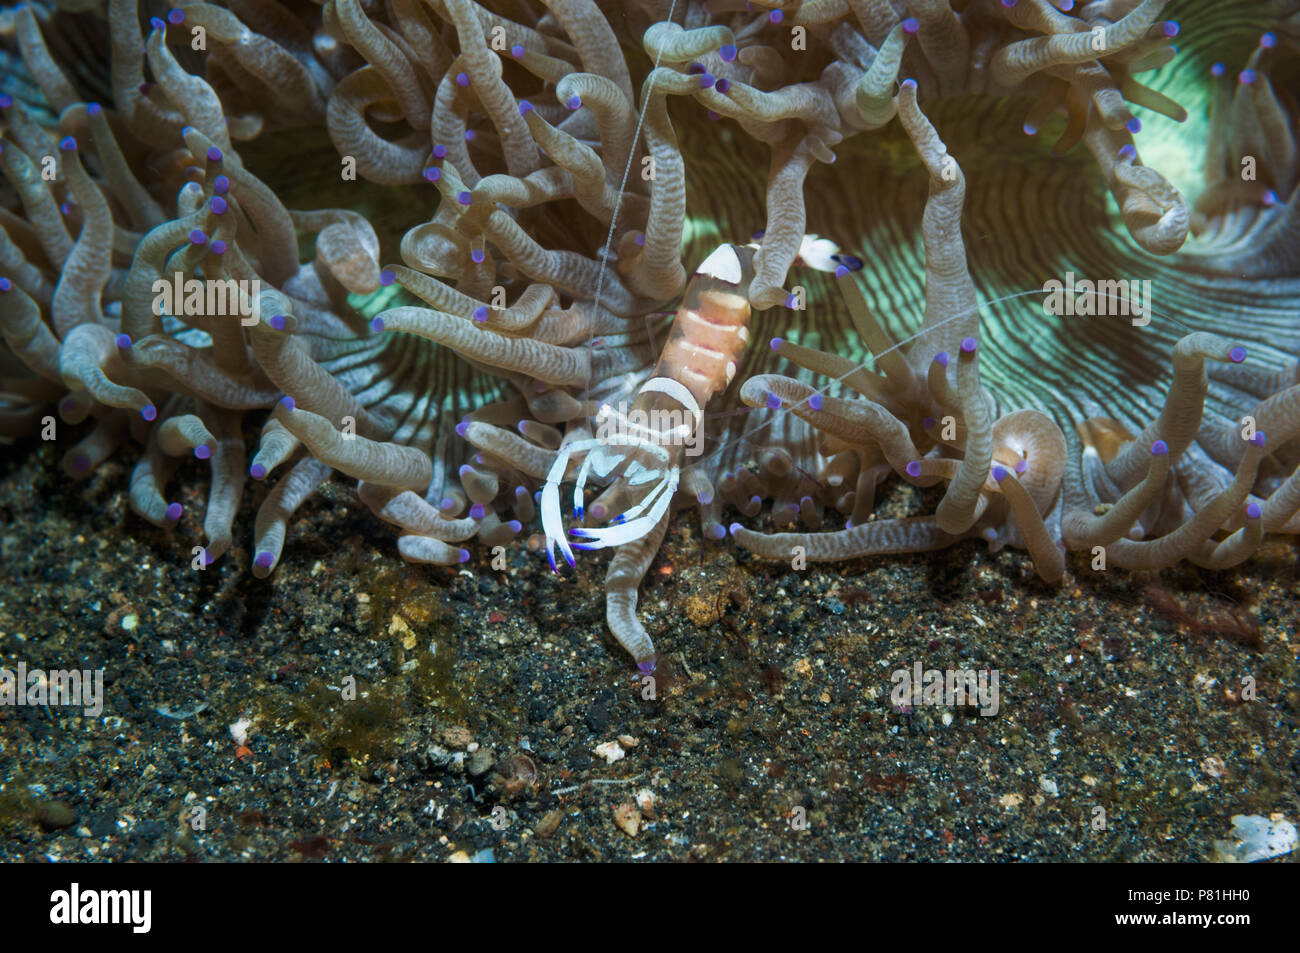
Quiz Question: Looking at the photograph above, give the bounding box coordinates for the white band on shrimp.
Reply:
[598,406,690,446]
[590,431,673,462]
[638,377,703,432]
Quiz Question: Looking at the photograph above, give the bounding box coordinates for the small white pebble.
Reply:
[593,741,625,764]
[121,614,138,632]
[1039,776,1059,798]
[229,717,252,746]
[612,802,641,836]
[635,788,655,815]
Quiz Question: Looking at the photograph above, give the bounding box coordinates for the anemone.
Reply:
[0,0,1297,671]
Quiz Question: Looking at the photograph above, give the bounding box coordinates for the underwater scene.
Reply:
[0,0,1297,872]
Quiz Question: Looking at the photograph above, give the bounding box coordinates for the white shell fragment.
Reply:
[634,787,655,815]
[228,717,252,746]
[593,740,626,764]
[613,802,641,836]
[1214,814,1297,863]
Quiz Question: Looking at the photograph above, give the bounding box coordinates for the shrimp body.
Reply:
[541,243,758,570]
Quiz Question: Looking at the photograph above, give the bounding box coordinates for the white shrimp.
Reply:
[542,235,849,571]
